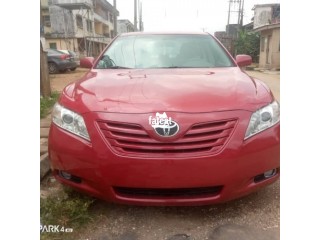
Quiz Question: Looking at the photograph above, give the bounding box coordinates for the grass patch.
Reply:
[40,188,94,239]
[40,91,60,119]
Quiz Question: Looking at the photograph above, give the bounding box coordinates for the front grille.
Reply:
[97,119,236,155]
[113,186,223,198]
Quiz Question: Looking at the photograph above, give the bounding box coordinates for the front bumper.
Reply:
[48,110,280,206]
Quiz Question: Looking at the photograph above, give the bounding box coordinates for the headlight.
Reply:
[52,103,90,141]
[245,101,280,139]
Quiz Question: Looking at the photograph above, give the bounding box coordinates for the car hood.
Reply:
[61,68,272,114]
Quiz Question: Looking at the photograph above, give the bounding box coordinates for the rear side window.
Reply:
[96,34,234,69]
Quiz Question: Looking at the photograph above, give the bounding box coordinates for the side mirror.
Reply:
[80,57,95,68]
[235,55,252,67]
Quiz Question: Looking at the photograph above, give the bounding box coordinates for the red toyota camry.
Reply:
[48,32,280,206]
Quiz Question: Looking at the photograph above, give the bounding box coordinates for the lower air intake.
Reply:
[113,186,223,198]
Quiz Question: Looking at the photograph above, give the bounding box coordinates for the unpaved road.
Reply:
[46,69,280,240]
[50,68,89,93]
[246,70,280,102]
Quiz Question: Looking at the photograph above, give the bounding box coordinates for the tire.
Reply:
[70,67,77,71]
[48,62,58,74]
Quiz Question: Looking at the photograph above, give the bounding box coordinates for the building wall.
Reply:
[117,20,135,34]
[72,9,95,38]
[42,0,117,57]
[45,38,79,52]
[41,0,48,8]
[94,13,114,37]
[118,23,127,34]
[214,31,234,55]
[270,28,280,69]
[93,0,115,36]
[254,6,272,29]
[259,27,280,69]
[49,6,76,37]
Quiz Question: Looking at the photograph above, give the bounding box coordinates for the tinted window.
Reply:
[96,34,234,69]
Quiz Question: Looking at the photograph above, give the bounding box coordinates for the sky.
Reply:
[108,0,280,33]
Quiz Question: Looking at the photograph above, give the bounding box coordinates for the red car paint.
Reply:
[48,32,280,206]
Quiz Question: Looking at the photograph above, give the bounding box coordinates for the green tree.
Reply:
[235,30,260,63]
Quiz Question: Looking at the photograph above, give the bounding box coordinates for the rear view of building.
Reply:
[253,4,280,70]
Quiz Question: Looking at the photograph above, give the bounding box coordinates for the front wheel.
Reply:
[48,62,58,74]
[70,67,76,71]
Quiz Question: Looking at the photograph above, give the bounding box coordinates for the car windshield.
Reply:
[96,34,235,69]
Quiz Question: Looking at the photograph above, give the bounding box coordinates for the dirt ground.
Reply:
[41,176,279,240]
[49,68,89,93]
[45,69,280,240]
[246,70,280,102]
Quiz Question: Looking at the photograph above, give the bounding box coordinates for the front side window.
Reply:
[96,34,234,69]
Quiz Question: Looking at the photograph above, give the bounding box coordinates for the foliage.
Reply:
[40,189,94,239]
[235,30,260,63]
[40,91,60,118]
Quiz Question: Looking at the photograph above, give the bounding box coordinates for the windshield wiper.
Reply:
[107,66,132,69]
[152,66,183,68]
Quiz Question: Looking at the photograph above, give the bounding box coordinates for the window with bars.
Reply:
[86,19,92,32]
[43,15,51,27]
[49,43,57,49]
[76,15,83,29]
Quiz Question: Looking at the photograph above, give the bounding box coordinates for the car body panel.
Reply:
[48,32,280,206]
[59,50,80,66]
[49,110,280,206]
[60,68,272,114]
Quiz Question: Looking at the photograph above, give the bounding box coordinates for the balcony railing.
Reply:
[87,34,111,44]
[94,13,113,26]
[49,0,93,9]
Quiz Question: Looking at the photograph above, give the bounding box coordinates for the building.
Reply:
[117,19,135,34]
[243,21,253,31]
[253,4,280,70]
[214,31,234,55]
[41,0,119,57]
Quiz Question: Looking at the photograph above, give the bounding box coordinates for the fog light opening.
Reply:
[58,170,82,183]
[59,170,72,180]
[254,169,277,183]
[264,169,276,178]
